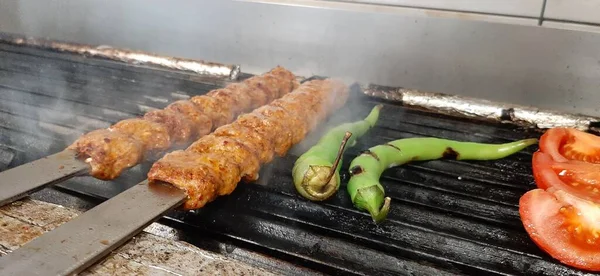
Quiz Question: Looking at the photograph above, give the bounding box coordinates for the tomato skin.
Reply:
[531,151,551,190]
[531,151,576,193]
[539,128,600,163]
[532,151,600,204]
[534,127,600,204]
[519,188,600,271]
[539,128,570,162]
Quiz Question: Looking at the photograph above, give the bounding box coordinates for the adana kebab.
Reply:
[0,78,350,275]
[0,66,298,207]
[67,66,299,180]
[148,78,349,209]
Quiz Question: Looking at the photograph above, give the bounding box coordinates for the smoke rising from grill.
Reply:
[0,51,184,167]
[288,79,374,157]
[0,147,14,171]
[238,77,374,189]
[0,39,374,205]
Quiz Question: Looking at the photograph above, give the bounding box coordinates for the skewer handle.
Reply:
[0,180,186,276]
[0,150,89,207]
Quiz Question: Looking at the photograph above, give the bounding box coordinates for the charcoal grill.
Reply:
[0,34,596,276]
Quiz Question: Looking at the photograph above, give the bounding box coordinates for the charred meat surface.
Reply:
[209,83,252,115]
[243,78,274,107]
[255,105,306,146]
[187,135,260,182]
[270,98,311,140]
[143,109,194,146]
[148,79,349,210]
[165,101,213,137]
[213,123,275,166]
[67,129,143,180]
[238,112,292,158]
[189,95,233,129]
[109,118,171,157]
[67,66,298,180]
[147,150,222,209]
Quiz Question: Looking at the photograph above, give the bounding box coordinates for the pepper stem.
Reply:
[324,131,353,185]
[354,185,391,224]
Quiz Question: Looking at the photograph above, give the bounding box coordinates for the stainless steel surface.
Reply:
[544,0,600,25]
[0,33,241,80]
[0,181,186,276]
[364,85,600,131]
[2,0,600,118]
[335,0,544,17]
[0,150,88,207]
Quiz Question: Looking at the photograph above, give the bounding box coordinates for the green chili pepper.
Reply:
[292,104,383,201]
[347,137,539,223]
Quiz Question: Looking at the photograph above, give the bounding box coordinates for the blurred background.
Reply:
[0,0,599,117]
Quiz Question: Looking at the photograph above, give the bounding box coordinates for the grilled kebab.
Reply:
[148,79,350,210]
[68,66,299,180]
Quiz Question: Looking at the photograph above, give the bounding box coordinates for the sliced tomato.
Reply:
[539,128,600,163]
[520,188,600,271]
[532,151,600,203]
[532,151,554,190]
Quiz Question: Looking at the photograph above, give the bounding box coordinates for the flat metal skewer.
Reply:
[0,150,89,207]
[0,180,187,276]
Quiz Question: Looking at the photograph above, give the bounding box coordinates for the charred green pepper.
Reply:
[292,104,382,201]
[347,137,538,223]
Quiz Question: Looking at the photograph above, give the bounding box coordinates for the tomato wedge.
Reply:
[526,127,600,271]
[520,188,600,271]
[532,151,600,203]
[539,128,600,163]
[533,128,600,203]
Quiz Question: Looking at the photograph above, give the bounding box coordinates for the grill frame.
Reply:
[0,38,594,276]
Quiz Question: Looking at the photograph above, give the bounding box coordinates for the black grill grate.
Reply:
[0,41,593,275]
